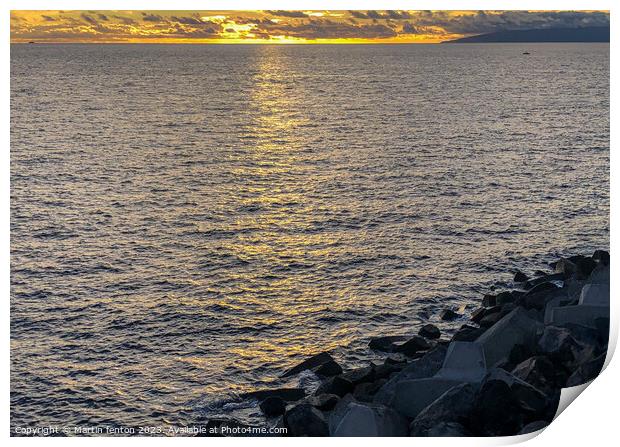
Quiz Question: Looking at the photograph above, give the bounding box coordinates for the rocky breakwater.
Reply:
[224,251,610,437]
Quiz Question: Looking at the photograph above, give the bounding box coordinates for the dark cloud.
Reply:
[41,15,56,22]
[112,15,136,25]
[255,18,397,40]
[386,11,412,20]
[350,11,368,19]
[401,22,420,34]
[171,16,203,25]
[267,10,309,18]
[142,13,164,23]
[97,14,109,22]
[366,11,382,19]
[413,10,610,35]
[81,14,98,25]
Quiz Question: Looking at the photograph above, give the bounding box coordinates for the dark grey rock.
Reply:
[512,356,556,391]
[395,335,431,356]
[373,344,448,405]
[452,324,485,342]
[368,335,408,352]
[284,403,329,436]
[593,250,610,265]
[538,326,583,364]
[373,363,399,380]
[307,393,339,411]
[384,353,408,366]
[440,309,461,321]
[518,420,549,435]
[524,273,565,290]
[419,324,441,339]
[471,379,522,436]
[514,271,529,283]
[496,291,515,306]
[482,294,497,307]
[240,388,305,402]
[259,396,286,417]
[315,376,354,397]
[566,352,606,387]
[471,307,487,324]
[410,383,476,436]
[341,366,375,385]
[281,352,334,378]
[353,380,386,402]
[556,256,597,279]
[333,402,408,436]
[479,311,503,328]
[313,360,343,377]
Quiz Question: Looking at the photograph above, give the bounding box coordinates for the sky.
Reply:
[10,10,610,44]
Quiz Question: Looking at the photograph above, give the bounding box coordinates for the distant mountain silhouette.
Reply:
[445,26,610,43]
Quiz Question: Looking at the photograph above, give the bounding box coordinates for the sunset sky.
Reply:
[10,10,610,44]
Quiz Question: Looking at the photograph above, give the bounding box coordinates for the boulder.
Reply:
[391,378,464,418]
[518,420,549,435]
[578,283,609,307]
[589,264,610,284]
[484,368,549,415]
[524,273,565,290]
[384,353,408,366]
[519,283,563,310]
[314,376,354,397]
[479,311,503,328]
[592,250,609,265]
[482,294,497,307]
[353,379,387,402]
[514,270,529,283]
[419,324,441,339]
[283,403,329,436]
[471,307,487,324]
[409,383,476,436]
[556,256,596,279]
[452,324,485,342]
[440,309,461,321]
[395,335,431,356]
[341,366,375,385]
[435,341,487,383]
[566,352,606,387]
[314,360,343,377]
[471,369,550,436]
[538,326,583,364]
[373,363,400,380]
[259,396,286,417]
[307,393,339,411]
[333,402,408,436]
[373,345,448,405]
[550,305,609,330]
[280,352,335,378]
[470,378,523,436]
[368,335,408,352]
[240,388,305,402]
[475,307,543,367]
[511,356,556,391]
[496,291,515,306]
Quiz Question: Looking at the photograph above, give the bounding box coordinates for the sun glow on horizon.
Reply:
[10,10,610,44]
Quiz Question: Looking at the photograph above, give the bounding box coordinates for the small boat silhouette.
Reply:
[522,51,531,55]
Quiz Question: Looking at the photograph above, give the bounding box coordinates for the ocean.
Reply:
[10,43,609,431]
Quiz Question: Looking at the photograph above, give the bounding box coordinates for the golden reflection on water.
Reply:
[213,47,358,373]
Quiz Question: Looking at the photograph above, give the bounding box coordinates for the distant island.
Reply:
[445,26,610,43]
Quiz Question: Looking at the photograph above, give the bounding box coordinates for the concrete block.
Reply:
[435,341,487,383]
